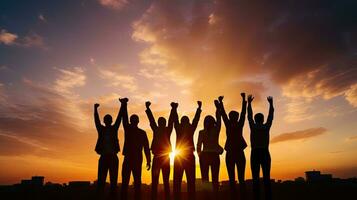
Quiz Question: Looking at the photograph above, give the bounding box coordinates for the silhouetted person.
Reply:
[197,99,223,194]
[248,95,274,200]
[172,101,202,200]
[219,93,247,198]
[120,98,151,200]
[94,100,122,196]
[145,101,175,200]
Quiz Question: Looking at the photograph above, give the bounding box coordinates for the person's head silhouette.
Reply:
[229,111,239,122]
[204,115,215,130]
[103,114,113,126]
[158,117,166,127]
[181,116,190,126]
[130,114,139,126]
[254,113,264,124]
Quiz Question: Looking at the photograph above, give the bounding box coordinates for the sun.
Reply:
[169,149,180,165]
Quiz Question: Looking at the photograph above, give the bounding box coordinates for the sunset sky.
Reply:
[0,0,356,184]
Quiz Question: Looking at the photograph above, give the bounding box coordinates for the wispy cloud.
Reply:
[98,0,128,10]
[0,29,46,49]
[271,127,327,144]
[38,14,47,23]
[0,29,18,45]
[21,32,46,48]
[99,68,137,92]
[347,135,357,141]
[53,67,86,94]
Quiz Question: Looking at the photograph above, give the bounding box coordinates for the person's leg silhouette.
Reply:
[109,154,119,195]
[186,154,196,200]
[133,157,143,200]
[200,153,209,182]
[121,157,131,200]
[211,153,220,194]
[225,152,236,198]
[151,156,160,200]
[251,149,261,200]
[174,157,184,200]
[162,156,171,200]
[97,155,109,194]
[262,149,272,200]
[237,150,246,199]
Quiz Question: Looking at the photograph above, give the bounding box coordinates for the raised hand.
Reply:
[197,101,202,108]
[248,95,254,103]
[94,103,100,108]
[214,100,220,108]
[146,162,151,171]
[218,96,224,103]
[267,96,273,104]
[146,101,151,108]
[241,92,246,99]
[119,98,129,103]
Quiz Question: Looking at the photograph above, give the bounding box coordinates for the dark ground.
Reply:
[1,179,356,200]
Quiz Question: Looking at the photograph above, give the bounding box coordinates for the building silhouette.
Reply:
[20,176,44,187]
[305,170,333,182]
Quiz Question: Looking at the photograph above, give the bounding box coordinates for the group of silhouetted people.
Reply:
[94,93,274,200]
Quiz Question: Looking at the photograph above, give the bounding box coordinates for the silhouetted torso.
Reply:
[198,128,222,153]
[174,108,201,155]
[250,123,271,149]
[175,124,197,154]
[221,99,247,152]
[122,125,149,157]
[95,125,120,155]
[225,122,247,152]
[151,126,172,155]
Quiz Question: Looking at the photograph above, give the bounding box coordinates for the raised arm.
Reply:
[238,93,247,126]
[247,95,255,128]
[266,96,274,127]
[119,98,129,130]
[172,103,180,131]
[143,131,151,170]
[113,99,122,130]
[191,101,202,131]
[94,103,102,131]
[218,96,229,127]
[145,101,157,131]
[168,102,178,133]
[214,100,221,132]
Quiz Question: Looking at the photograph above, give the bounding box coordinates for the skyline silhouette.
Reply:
[1,171,356,200]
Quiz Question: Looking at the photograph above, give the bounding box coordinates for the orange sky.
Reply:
[0,0,357,184]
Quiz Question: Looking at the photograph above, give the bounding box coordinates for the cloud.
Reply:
[271,127,327,144]
[38,14,47,23]
[132,0,357,113]
[21,32,46,48]
[98,0,128,10]
[282,56,357,107]
[0,29,46,48]
[0,66,95,163]
[53,67,86,94]
[99,68,137,92]
[0,29,18,45]
[347,135,357,141]
[0,133,51,156]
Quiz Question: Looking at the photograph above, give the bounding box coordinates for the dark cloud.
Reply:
[271,127,327,144]
[133,0,357,105]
